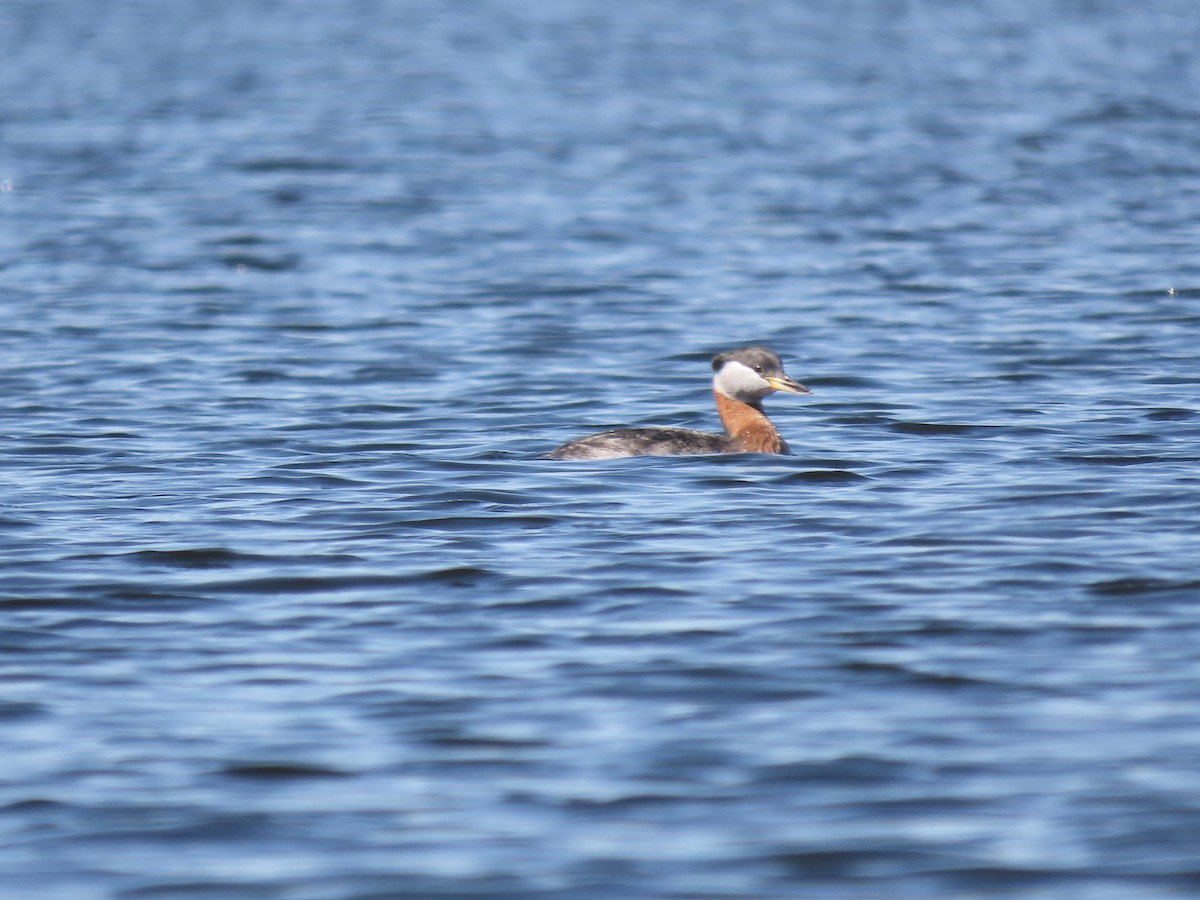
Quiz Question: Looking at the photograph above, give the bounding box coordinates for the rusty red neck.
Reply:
[714,390,786,454]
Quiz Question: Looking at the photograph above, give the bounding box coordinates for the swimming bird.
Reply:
[547,346,812,460]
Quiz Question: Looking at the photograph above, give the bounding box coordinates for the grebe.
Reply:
[547,346,812,460]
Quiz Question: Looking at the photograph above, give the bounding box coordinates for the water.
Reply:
[3,1,1200,897]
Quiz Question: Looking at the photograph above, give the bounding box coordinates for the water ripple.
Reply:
[4,1,1200,898]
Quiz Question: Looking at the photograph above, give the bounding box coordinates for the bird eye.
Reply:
[754,365,764,374]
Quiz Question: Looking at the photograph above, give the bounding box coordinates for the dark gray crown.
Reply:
[711,346,784,375]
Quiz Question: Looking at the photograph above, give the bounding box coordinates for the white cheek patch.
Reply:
[713,360,769,400]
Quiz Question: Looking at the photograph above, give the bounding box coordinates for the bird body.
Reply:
[547,347,811,460]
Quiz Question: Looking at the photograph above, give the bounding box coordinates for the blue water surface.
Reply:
[3,1,1200,897]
